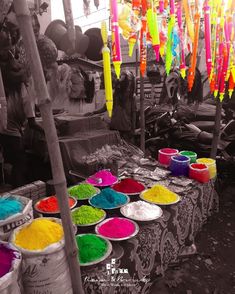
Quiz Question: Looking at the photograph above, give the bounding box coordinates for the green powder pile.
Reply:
[72,205,105,225]
[68,183,97,200]
[76,234,108,264]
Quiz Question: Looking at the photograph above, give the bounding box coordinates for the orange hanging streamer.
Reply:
[140,17,147,77]
[228,73,235,98]
[187,10,200,91]
[142,0,147,15]
[183,0,194,42]
[164,0,169,9]
[210,73,216,93]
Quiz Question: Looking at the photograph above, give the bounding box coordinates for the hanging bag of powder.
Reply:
[10,218,73,294]
[0,195,33,241]
[0,241,22,294]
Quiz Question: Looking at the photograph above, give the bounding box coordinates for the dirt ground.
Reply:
[150,182,235,294]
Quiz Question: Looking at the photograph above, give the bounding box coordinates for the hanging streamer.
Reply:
[110,0,122,79]
[101,21,113,117]
[146,0,160,61]
[187,3,200,92]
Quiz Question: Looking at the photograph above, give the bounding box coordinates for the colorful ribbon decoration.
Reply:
[95,0,235,99]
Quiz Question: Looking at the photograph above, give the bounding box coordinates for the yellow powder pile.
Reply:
[14,219,64,251]
[196,158,216,179]
[142,184,179,204]
[197,158,215,165]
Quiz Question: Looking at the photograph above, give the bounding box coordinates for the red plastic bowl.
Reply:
[189,163,210,183]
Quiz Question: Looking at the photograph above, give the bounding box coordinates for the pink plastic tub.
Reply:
[158,148,179,167]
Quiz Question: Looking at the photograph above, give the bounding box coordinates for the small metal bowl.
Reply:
[120,201,163,222]
[34,196,77,217]
[139,190,181,206]
[111,180,146,196]
[71,206,106,227]
[88,192,130,210]
[95,217,139,241]
[67,184,100,200]
[76,233,113,266]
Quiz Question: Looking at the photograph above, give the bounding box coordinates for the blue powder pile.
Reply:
[0,196,24,220]
[90,188,128,209]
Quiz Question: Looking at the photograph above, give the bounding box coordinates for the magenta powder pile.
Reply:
[98,217,136,239]
[0,244,18,278]
[87,170,117,186]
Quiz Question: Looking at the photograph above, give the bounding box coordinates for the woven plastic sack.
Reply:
[0,195,33,241]
[10,218,73,294]
[0,241,21,294]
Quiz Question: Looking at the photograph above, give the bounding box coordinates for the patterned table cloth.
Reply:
[81,179,219,294]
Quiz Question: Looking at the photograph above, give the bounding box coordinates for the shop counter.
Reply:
[80,179,218,294]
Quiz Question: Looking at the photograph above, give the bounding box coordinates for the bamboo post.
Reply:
[62,0,76,54]
[210,97,222,159]
[140,74,145,153]
[135,48,139,78]
[151,83,155,104]
[13,1,84,293]
[0,69,7,132]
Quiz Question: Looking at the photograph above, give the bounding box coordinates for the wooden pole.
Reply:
[62,0,76,54]
[210,97,222,159]
[13,1,84,293]
[140,74,145,153]
[135,48,138,78]
[0,69,7,132]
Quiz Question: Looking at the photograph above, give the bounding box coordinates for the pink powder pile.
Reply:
[0,244,18,278]
[87,170,117,186]
[98,218,136,238]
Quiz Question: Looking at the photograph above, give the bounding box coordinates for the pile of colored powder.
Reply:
[76,234,108,264]
[89,188,128,209]
[36,196,75,212]
[121,201,162,220]
[98,218,136,238]
[197,158,215,165]
[0,244,18,278]
[72,205,105,225]
[14,219,64,250]
[87,170,117,186]
[68,183,97,200]
[112,178,145,194]
[0,196,23,220]
[142,184,179,204]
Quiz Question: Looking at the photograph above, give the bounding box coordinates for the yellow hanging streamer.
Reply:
[101,21,113,117]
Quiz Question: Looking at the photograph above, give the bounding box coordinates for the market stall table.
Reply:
[80,178,218,294]
[3,172,218,293]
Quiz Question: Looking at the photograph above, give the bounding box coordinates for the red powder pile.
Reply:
[36,196,75,212]
[98,218,136,239]
[112,178,145,194]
